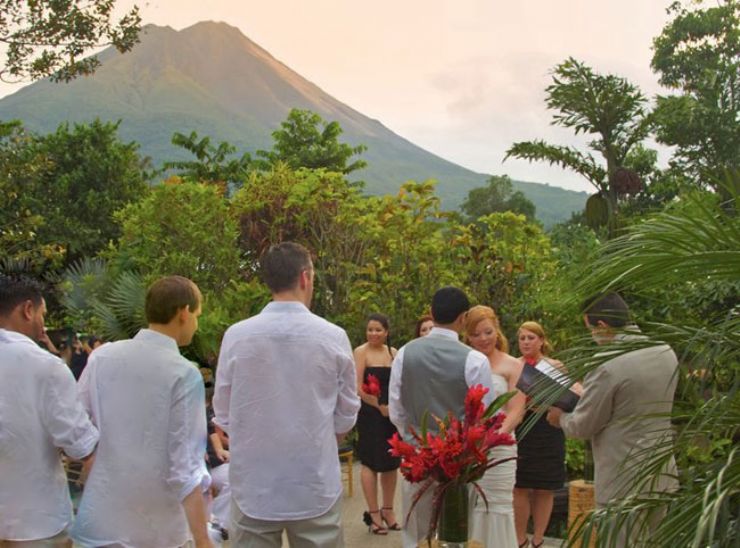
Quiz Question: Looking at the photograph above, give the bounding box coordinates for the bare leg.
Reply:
[360,465,380,511]
[530,489,554,545]
[513,487,531,546]
[379,470,399,527]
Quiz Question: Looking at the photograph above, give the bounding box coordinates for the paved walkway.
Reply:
[333,462,561,547]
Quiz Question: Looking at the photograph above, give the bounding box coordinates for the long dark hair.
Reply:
[367,313,393,356]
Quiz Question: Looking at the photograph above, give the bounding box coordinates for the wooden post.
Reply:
[568,479,596,548]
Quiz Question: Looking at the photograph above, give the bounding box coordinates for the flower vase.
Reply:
[437,482,469,547]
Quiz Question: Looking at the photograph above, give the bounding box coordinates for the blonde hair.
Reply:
[464,305,509,353]
[518,321,554,356]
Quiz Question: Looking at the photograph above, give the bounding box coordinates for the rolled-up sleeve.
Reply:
[166,369,210,501]
[334,332,360,435]
[560,366,616,439]
[213,333,233,433]
[388,347,408,433]
[42,359,99,460]
[465,350,496,406]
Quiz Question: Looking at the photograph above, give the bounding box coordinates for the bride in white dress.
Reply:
[465,305,527,548]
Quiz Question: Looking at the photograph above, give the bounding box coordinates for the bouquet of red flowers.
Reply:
[361,373,381,397]
[388,384,516,543]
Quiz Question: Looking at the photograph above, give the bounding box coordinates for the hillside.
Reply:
[0,22,587,226]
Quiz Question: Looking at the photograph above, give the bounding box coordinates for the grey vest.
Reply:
[400,335,471,431]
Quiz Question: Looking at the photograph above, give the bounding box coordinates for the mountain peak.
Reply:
[0,20,586,224]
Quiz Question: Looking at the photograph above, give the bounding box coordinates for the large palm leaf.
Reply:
[553,183,740,547]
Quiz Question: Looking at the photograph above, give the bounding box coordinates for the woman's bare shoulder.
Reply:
[544,357,566,371]
[497,352,523,374]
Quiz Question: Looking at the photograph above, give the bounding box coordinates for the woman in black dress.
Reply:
[513,321,566,548]
[354,313,400,535]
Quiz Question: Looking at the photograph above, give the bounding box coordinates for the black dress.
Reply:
[356,366,401,472]
[515,409,566,490]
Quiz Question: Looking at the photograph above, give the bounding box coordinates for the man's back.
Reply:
[0,329,98,541]
[214,301,359,521]
[72,329,208,548]
[399,332,471,430]
[591,342,679,503]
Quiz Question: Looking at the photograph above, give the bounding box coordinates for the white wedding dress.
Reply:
[470,373,518,548]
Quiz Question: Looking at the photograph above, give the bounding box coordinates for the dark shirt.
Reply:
[70,350,88,380]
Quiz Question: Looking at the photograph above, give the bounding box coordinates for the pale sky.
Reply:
[0,1,676,192]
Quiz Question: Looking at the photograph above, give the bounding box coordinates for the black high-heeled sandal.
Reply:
[362,510,388,535]
[531,539,544,548]
[518,539,529,548]
[380,506,401,531]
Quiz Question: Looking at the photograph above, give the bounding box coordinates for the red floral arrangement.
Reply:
[388,384,516,543]
[362,373,381,397]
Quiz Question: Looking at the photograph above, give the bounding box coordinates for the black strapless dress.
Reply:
[515,409,566,490]
[356,366,401,472]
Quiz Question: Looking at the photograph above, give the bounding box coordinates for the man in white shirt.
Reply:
[0,274,99,546]
[214,241,360,547]
[71,276,212,548]
[389,286,496,548]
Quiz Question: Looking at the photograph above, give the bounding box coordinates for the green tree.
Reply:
[256,109,367,176]
[0,0,141,82]
[451,211,554,333]
[28,120,150,265]
[345,180,458,343]
[231,164,370,321]
[651,0,740,195]
[460,175,536,222]
[505,58,654,236]
[164,130,252,189]
[0,120,64,268]
[109,180,241,293]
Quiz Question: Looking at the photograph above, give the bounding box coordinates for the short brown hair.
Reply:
[583,292,631,328]
[261,242,312,293]
[145,276,201,324]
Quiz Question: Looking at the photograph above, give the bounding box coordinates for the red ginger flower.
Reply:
[362,373,381,397]
[387,384,517,545]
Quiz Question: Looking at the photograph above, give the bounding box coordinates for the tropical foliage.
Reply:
[652,0,740,191]
[0,6,737,542]
[0,0,141,82]
[505,58,654,236]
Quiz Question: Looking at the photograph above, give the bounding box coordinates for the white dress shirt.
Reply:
[213,301,360,521]
[71,329,209,548]
[388,326,496,436]
[0,328,98,541]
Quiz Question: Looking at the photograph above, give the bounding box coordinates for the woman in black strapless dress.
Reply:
[354,313,400,535]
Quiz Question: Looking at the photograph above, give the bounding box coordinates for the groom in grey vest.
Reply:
[389,286,496,548]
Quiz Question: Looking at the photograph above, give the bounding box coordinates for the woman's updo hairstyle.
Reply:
[464,305,509,353]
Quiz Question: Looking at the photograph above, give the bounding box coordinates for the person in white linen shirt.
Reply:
[0,275,99,546]
[71,276,213,548]
[388,286,497,548]
[213,241,361,548]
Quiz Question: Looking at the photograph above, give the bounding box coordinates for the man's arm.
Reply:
[388,347,408,433]
[334,332,361,439]
[212,332,233,434]
[465,350,496,406]
[167,370,212,548]
[42,356,99,460]
[551,365,617,439]
[182,485,213,548]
